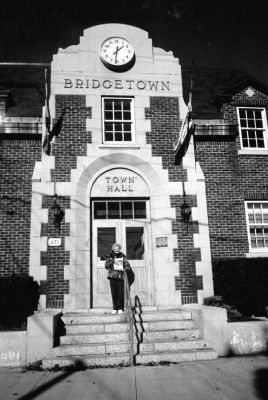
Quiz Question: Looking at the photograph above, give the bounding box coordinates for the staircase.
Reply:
[42,308,217,369]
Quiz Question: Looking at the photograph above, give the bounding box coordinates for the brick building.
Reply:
[0,24,267,312]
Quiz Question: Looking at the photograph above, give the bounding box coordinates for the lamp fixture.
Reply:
[180,195,191,233]
[51,194,64,235]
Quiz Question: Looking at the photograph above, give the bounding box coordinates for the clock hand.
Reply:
[112,45,124,55]
[113,46,119,63]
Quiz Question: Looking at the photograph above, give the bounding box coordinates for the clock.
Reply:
[99,37,135,71]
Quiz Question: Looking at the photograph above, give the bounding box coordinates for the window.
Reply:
[94,200,147,219]
[237,107,268,149]
[246,202,268,251]
[102,97,134,143]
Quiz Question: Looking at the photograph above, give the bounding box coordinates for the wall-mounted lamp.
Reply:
[51,194,65,235]
[180,196,191,233]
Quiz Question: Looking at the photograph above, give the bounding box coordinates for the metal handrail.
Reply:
[124,271,134,366]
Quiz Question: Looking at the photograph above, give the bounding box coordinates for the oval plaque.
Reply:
[48,238,62,247]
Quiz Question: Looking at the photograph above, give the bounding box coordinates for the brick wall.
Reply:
[40,195,70,306]
[38,94,91,304]
[195,138,249,260]
[145,97,187,182]
[51,95,91,181]
[0,139,41,276]
[195,87,268,260]
[171,194,203,300]
[146,97,200,299]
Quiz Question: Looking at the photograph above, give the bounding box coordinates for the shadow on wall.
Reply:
[254,324,268,400]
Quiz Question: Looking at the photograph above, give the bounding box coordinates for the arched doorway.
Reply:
[90,168,153,308]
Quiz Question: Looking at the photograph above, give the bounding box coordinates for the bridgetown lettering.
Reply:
[105,176,136,192]
[64,78,170,91]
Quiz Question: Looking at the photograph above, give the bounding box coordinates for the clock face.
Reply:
[99,37,135,71]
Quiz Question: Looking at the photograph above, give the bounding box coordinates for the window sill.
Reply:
[99,144,141,150]
[246,252,268,258]
[238,149,268,155]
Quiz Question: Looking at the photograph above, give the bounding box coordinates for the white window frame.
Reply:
[245,201,268,252]
[237,107,268,150]
[102,97,135,144]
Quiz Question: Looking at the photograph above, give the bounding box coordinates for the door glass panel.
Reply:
[121,202,133,219]
[97,227,115,260]
[108,202,120,219]
[94,202,106,219]
[134,201,146,218]
[126,227,144,260]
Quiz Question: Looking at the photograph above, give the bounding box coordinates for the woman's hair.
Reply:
[112,243,121,251]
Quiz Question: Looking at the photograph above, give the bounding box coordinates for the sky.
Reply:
[1,0,268,85]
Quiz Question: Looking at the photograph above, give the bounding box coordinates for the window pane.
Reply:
[115,131,123,141]
[248,119,255,128]
[256,119,263,128]
[256,227,263,236]
[105,111,113,120]
[124,101,131,111]
[257,138,265,148]
[105,131,113,141]
[134,201,146,218]
[240,119,247,127]
[248,215,254,223]
[251,239,257,248]
[247,110,254,119]
[248,130,256,139]
[255,110,262,119]
[114,101,122,110]
[105,100,113,110]
[124,132,132,141]
[242,138,248,147]
[123,123,131,132]
[121,202,133,218]
[255,214,262,223]
[257,239,264,248]
[123,111,131,120]
[97,227,116,260]
[94,202,106,219]
[114,123,122,132]
[239,109,246,118]
[126,227,144,260]
[108,202,120,219]
[105,123,113,131]
[249,139,257,147]
[114,111,122,120]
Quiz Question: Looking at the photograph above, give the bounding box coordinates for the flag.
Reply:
[42,69,66,155]
[173,65,195,165]
[42,69,51,154]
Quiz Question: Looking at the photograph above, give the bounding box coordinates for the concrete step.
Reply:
[134,310,192,321]
[140,329,200,342]
[53,341,135,357]
[61,331,130,345]
[62,313,126,325]
[66,322,129,335]
[134,319,195,332]
[135,348,218,365]
[139,338,207,353]
[43,352,132,369]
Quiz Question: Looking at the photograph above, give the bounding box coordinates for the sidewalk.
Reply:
[0,355,267,400]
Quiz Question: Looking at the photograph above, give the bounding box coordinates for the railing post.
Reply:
[124,272,134,367]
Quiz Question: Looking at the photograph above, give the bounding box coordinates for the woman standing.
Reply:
[105,243,131,314]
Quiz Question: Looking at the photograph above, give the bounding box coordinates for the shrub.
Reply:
[204,295,249,322]
[0,274,40,330]
[212,258,268,317]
